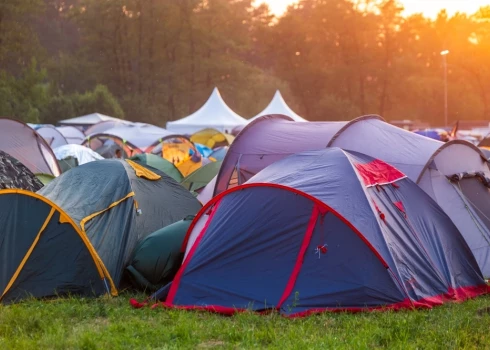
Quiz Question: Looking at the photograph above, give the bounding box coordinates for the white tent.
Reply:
[249,90,306,122]
[59,113,124,127]
[53,144,104,165]
[166,88,247,134]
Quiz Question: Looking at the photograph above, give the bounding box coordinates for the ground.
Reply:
[0,293,489,349]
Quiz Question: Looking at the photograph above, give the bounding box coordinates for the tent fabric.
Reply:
[129,154,183,183]
[0,189,112,304]
[35,173,55,186]
[249,90,307,122]
[181,161,222,193]
[190,128,235,150]
[327,118,490,277]
[165,148,488,316]
[59,113,124,127]
[166,88,247,134]
[197,175,217,205]
[33,125,68,148]
[54,144,104,165]
[84,120,133,136]
[0,151,43,191]
[0,118,61,176]
[209,147,228,161]
[39,159,202,289]
[126,215,195,291]
[56,126,86,144]
[214,114,348,196]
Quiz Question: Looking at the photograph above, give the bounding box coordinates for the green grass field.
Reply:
[0,293,489,349]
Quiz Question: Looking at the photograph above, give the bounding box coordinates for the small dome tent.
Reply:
[32,125,68,148]
[129,154,183,183]
[56,126,85,144]
[0,118,61,176]
[38,159,202,292]
[190,128,235,149]
[0,151,43,191]
[163,148,488,316]
[166,88,247,134]
[249,90,307,123]
[54,144,104,166]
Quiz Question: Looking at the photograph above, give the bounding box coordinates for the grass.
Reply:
[0,293,489,349]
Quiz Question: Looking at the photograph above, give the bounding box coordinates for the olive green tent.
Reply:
[35,173,55,186]
[125,215,194,291]
[180,161,222,193]
[130,154,183,183]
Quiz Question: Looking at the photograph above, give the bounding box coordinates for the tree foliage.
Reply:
[2,0,490,126]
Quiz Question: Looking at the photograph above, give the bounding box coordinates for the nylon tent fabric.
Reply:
[181,161,222,193]
[0,118,61,176]
[197,175,217,205]
[214,114,348,196]
[248,90,307,122]
[56,126,85,144]
[54,144,104,165]
[129,154,183,182]
[0,151,43,191]
[209,147,228,161]
[34,125,68,148]
[190,128,234,149]
[328,117,490,277]
[84,120,133,136]
[0,190,111,304]
[166,148,488,316]
[35,173,55,186]
[39,159,202,289]
[166,88,247,134]
[126,215,195,291]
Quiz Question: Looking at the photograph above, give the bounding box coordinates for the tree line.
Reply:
[1,0,490,126]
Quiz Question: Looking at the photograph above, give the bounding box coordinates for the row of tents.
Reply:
[1,110,490,317]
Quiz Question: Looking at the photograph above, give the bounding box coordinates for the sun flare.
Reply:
[260,0,490,18]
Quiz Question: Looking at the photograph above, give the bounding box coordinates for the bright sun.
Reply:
[260,0,490,18]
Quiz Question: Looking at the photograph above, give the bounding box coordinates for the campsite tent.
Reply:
[31,125,68,148]
[180,161,222,193]
[209,147,228,161]
[197,175,217,205]
[84,120,133,136]
[39,159,202,290]
[56,126,86,144]
[129,154,183,183]
[248,90,306,123]
[54,144,104,166]
[0,190,112,303]
[190,128,235,149]
[58,113,124,128]
[327,116,490,277]
[0,151,43,191]
[35,173,55,186]
[214,114,346,195]
[0,118,61,176]
[163,148,488,315]
[166,88,247,134]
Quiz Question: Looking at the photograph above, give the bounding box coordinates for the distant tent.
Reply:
[56,126,86,144]
[129,154,183,183]
[249,90,307,123]
[162,148,489,315]
[209,147,228,161]
[166,88,247,134]
[31,125,68,148]
[197,175,217,205]
[0,189,111,304]
[126,215,195,291]
[58,113,124,128]
[0,151,43,191]
[190,128,235,149]
[35,173,55,186]
[0,118,61,176]
[84,120,133,136]
[181,161,222,193]
[39,159,202,291]
[54,144,104,166]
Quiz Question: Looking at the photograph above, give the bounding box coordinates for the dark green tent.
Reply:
[0,190,110,304]
[37,159,202,296]
[180,161,222,192]
[130,154,183,183]
[126,215,195,291]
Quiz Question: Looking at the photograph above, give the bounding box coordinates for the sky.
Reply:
[262,0,490,18]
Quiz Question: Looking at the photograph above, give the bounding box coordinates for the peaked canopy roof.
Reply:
[59,113,124,127]
[249,90,306,122]
[166,88,247,134]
